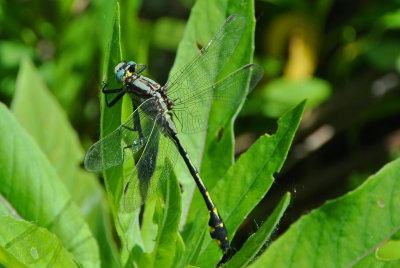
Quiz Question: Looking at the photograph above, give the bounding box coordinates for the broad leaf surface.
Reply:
[101,1,124,210]
[0,103,99,267]
[0,216,77,267]
[98,3,139,264]
[249,158,400,267]
[169,0,259,258]
[11,57,120,268]
[98,2,166,265]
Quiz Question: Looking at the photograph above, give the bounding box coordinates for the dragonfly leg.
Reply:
[121,124,136,132]
[117,110,144,145]
[135,64,147,74]
[120,137,145,164]
[122,140,144,151]
[120,120,145,147]
[102,82,125,107]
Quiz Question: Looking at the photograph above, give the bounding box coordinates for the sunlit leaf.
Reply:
[0,103,99,267]
[250,158,400,267]
[11,57,120,268]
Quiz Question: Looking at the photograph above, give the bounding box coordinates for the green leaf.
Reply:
[0,216,77,267]
[135,171,182,267]
[249,157,400,267]
[261,77,331,118]
[153,172,182,267]
[202,2,259,186]
[119,0,149,66]
[0,103,99,267]
[171,233,186,268]
[101,1,124,210]
[170,0,260,257]
[0,246,28,268]
[223,193,291,268]
[97,3,153,264]
[12,58,89,200]
[11,57,120,268]
[191,101,305,267]
[98,3,139,265]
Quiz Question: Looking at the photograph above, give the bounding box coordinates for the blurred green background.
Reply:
[1,0,400,250]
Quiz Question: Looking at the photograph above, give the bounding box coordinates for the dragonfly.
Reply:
[84,14,263,252]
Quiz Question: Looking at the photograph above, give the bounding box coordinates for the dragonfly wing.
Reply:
[172,87,213,134]
[167,14,245,106]
[122,117,179,212]
[84,99,155,172]
[174,63,264,134]
[212,63,264,109]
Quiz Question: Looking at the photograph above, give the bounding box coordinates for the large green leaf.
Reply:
[12,58,82,176]
[97,2,155,265]
[98,3,137,264]
[99,0,146,211]
[250,158,400,267]
[101,1,124,209]
[0,103,99,267]
[0,216,76,267]
[11,57,120,268]
[169,0,259,252]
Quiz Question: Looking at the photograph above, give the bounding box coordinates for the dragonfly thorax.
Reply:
[160,87,174,111]
[124,74,161,100]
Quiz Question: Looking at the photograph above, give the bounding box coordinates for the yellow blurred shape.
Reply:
[265,13,318,80]
[284,30,316,79]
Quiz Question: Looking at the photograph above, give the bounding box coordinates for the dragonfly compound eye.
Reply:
[114,61,126,73]
[116,69,125,83]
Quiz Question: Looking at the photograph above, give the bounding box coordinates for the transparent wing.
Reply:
[84,99,156,172]
[122,117,179,212]
[167,14,245,103]
[173,63,264,133]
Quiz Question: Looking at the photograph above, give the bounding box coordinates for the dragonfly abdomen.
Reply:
[170,134,229,252]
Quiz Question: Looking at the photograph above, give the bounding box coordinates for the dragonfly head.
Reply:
[114,61,137,83]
